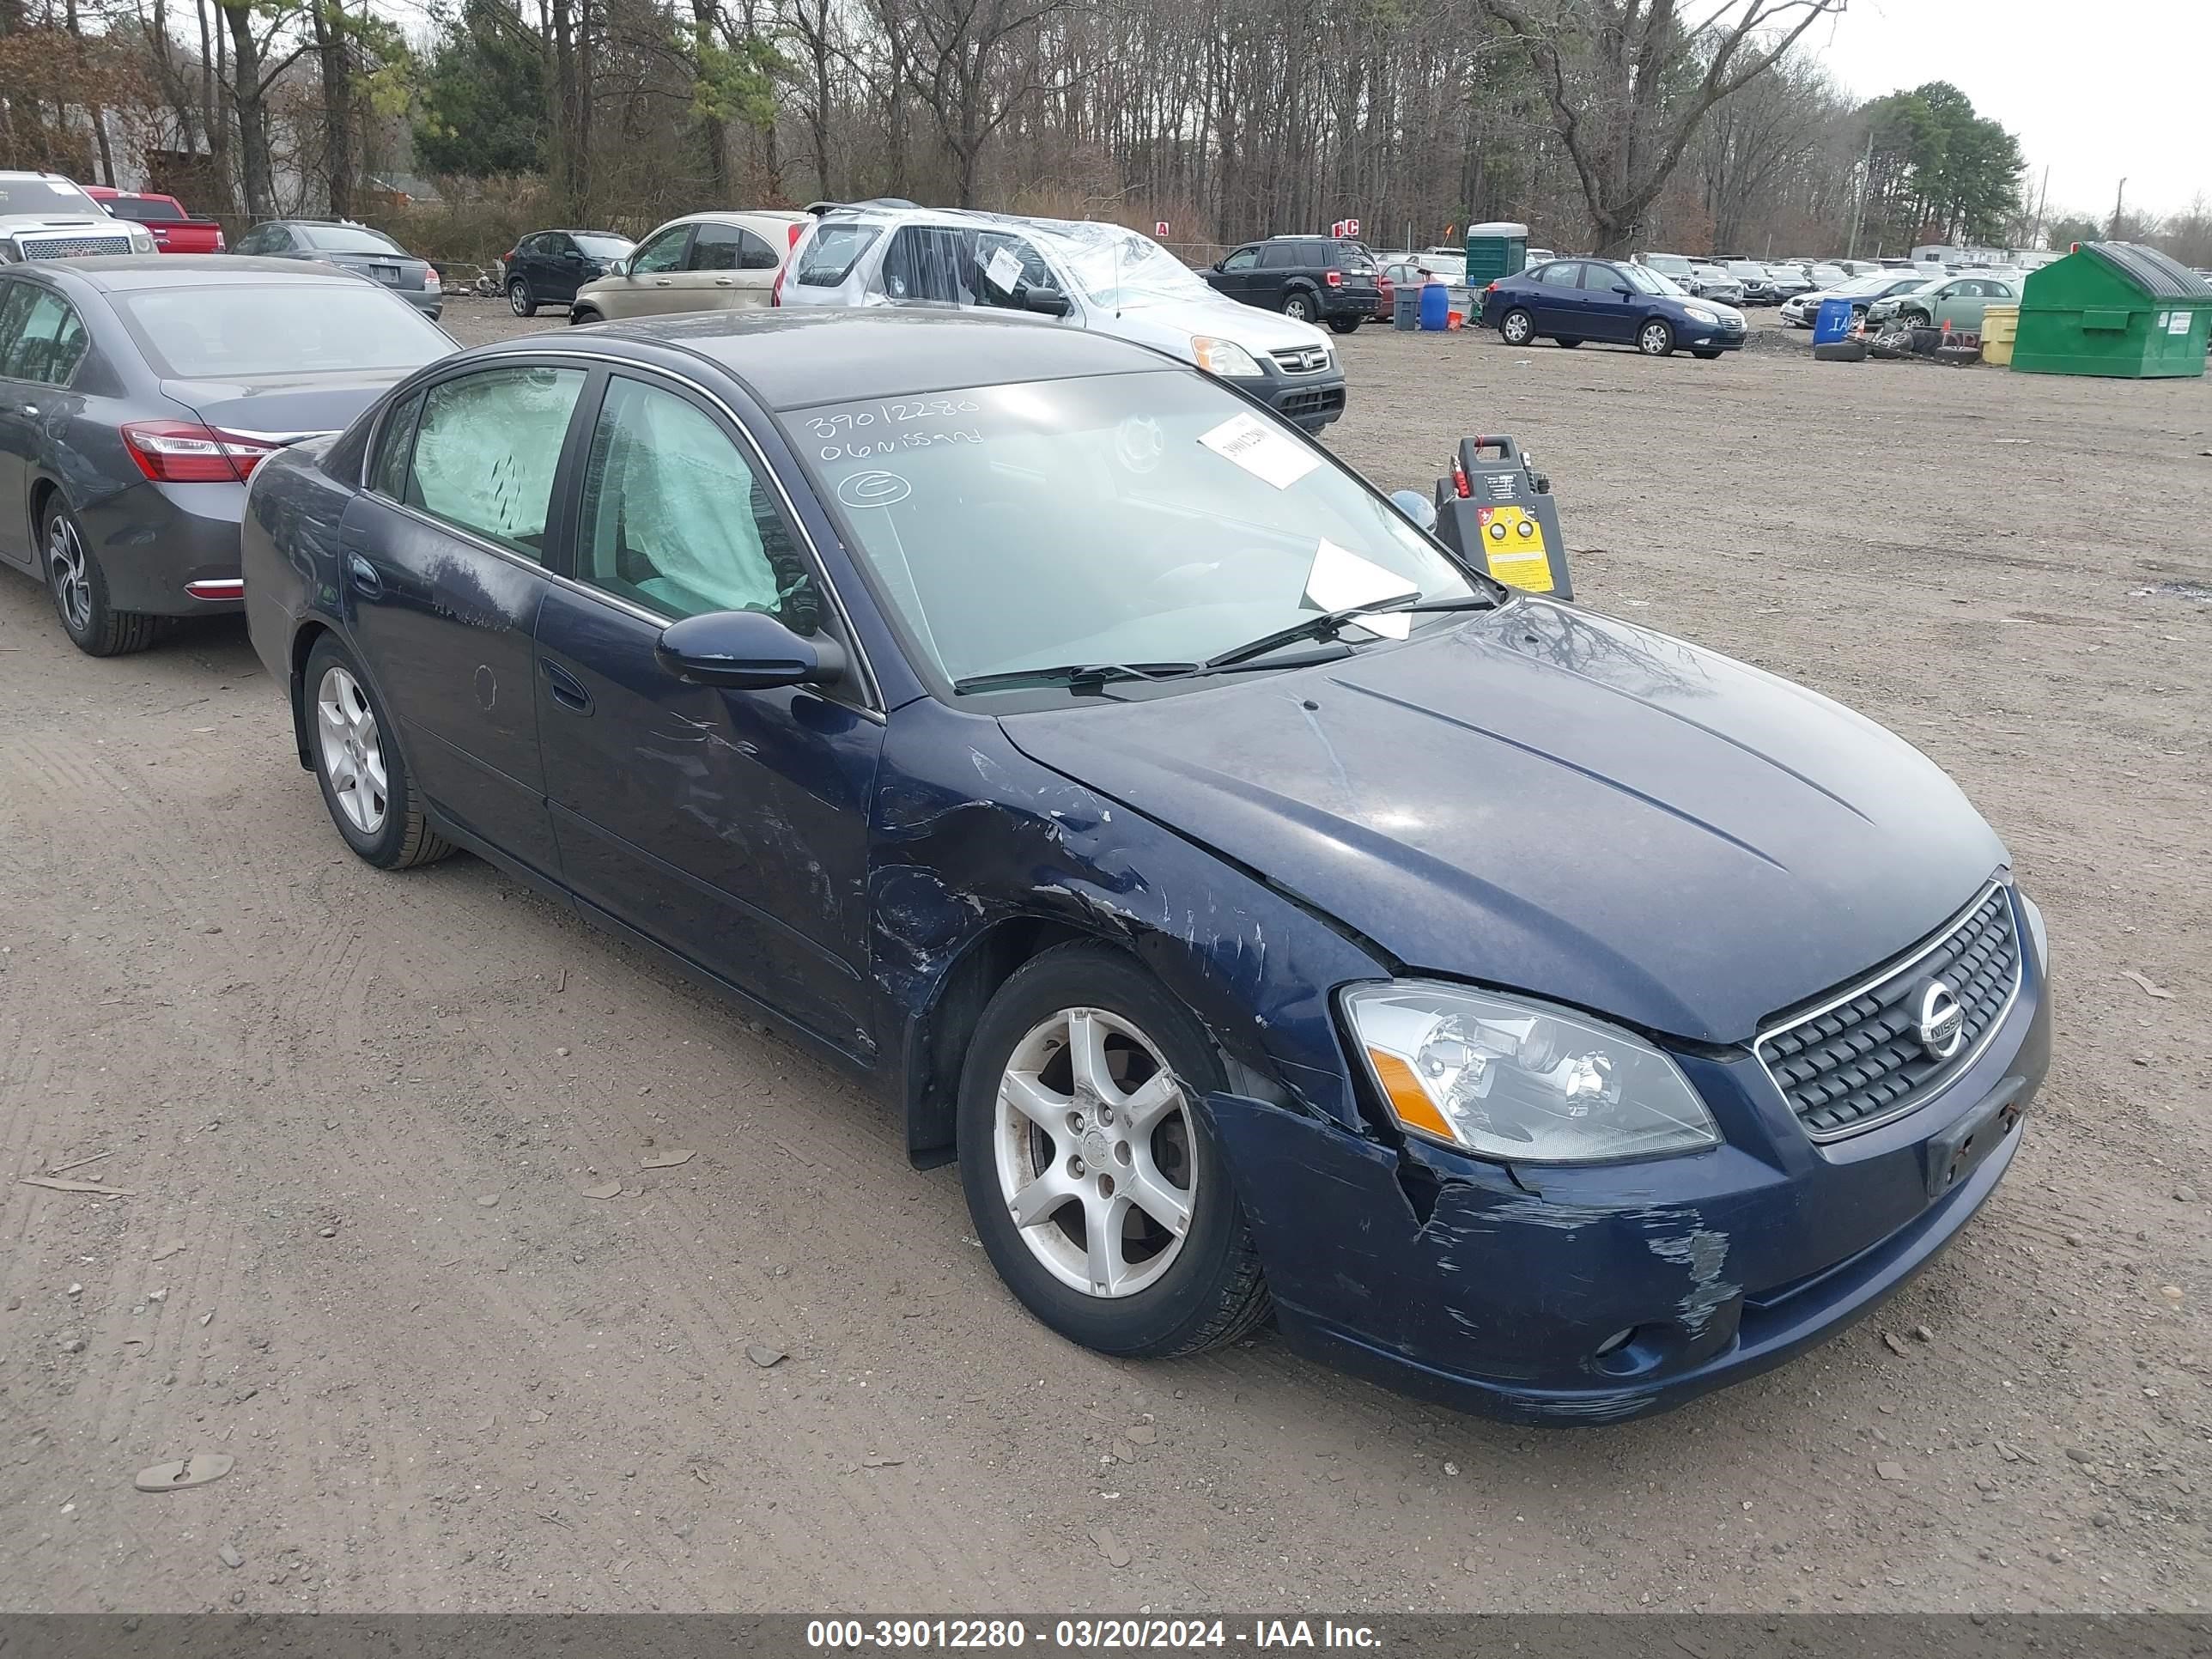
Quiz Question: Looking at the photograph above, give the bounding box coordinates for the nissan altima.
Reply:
[240,311,2049,1423]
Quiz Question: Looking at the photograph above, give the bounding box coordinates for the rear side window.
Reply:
[796,224,881,287]
[404,365,586,559]
[1260,243,1305,269]
[687,222,743,271]
[0,290,88,386]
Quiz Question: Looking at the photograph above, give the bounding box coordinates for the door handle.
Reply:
[653,278,673,287]
[21,403,37,416]
[346,554,382,598]
[540,657,592,714]
[713,277,734,287]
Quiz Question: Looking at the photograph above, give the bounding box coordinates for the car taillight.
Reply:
[1326,269,1343,286]
[1485,280,1498,295]
[424,267,441,290]
[214,228,226,250]
[121,420,278,483]
[505,247,519,263]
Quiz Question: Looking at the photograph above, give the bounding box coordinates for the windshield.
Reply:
[297,225,405,254]
[0,179,99,216]
[573,233,633,259]
[112,284,453,380]
[1643,255,1692,274]
[1728,262,1768,278]
[1619,264,1682,296]
[1045,222,1222,309]
[794,371,1480,692]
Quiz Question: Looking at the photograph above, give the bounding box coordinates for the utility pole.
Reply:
[2110,178,2126,239]
[1846,125,1875,258]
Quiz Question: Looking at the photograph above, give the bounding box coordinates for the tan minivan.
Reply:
[568,210,805,323]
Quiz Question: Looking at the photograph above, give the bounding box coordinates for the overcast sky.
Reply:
[1811,0,2207,222]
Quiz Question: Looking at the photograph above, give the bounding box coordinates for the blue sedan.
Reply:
[240,311,2046,1423]
[1483,258,1748,357]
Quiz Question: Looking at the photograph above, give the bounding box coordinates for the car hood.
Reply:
[998,601,2006,1045]
[1101,294,1335,363]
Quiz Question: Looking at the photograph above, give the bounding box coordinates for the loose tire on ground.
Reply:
[303,634,454,871]
[957,942,1272,1359]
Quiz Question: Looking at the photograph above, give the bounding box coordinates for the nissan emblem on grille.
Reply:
[1917,979,1965,1060]
[1754,884,2021,1139]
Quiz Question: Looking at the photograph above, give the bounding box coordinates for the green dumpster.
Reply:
[1463,222,1528,285]
[2011,241,2212,378]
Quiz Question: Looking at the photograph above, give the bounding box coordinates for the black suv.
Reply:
[1204,236,1381,333]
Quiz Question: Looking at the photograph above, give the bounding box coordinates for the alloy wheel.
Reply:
[993,1006,1197,1299]
[1502,310,1533,344]
[315,665,389,835]
[1640,321,1673,356]
[1285,295,1315,323]
[47,514,90,635]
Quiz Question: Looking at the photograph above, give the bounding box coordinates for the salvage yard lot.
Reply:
[3,302,2206,1613]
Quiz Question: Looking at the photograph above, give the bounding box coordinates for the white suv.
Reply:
[778,204,1347,433]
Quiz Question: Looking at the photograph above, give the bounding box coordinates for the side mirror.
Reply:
[1614,284,1634,296]
[1023,286,1073,318]
[602,256,628,277]
[1211,260,1225,273]
[654,610,844,691]
[1389,489,1439,533]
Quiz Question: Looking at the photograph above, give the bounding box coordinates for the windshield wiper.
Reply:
[951,660,1201,695]
[1201,592,1496,672]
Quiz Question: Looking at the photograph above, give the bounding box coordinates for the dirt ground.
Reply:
[3,298,2208,1616]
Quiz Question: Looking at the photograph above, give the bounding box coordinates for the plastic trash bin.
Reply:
[1394,287,1420,331]
[1980,303,2018,366]
[1813,298,1856,344]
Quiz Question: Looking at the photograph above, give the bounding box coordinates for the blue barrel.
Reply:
[1419,279,1449,331]
[1813,297,1855,344]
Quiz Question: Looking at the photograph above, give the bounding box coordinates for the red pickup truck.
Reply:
[82,185,227,253]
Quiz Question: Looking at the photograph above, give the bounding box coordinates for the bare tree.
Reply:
[1473,0,1846,255]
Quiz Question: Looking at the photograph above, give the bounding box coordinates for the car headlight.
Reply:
[1684,305,1720,325]
[1191,336,1265,377]
[1343,981,1719,1163]
[129,228,155,252]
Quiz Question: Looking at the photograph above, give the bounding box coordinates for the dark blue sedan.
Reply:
[240,311,2046,1423]
[1482,258,1748,357]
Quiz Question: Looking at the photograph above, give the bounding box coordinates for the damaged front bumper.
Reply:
[1207,907,2050,1425]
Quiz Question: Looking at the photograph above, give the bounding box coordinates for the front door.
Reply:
[533,370,884,1052]
[594,222,692,319]
[1575,262,1639,343]
[338,360,590,874]
[1212,246,1260,303]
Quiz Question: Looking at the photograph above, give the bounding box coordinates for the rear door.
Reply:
[337,359,590,873]
[1254,241,1305,309]
[532,368,884,1049]
[0,282,89,568]
[0,280,42,568]
[678,221,785,310]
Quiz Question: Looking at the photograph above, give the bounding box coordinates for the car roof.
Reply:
[657,210,808,230]
[22,255,388,291]
[479,309,1168,412]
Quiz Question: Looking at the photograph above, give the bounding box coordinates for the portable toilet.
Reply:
[2011,242,2212,378]
[1464,222,1529,284]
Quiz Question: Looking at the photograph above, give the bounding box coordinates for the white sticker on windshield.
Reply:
[1304,538,1417,639]
[985,246,1024,294]
[1196,411,1321,490]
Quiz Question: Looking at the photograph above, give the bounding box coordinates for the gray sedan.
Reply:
[0,256,454,654]
[230,220,444,319]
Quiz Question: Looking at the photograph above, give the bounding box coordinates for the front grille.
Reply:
[1277,386,1345,420]
[1757,884,2021,1139]
[19,234,133,259]
[1270,346,1329,374]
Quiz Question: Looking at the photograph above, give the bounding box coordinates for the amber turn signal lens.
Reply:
[1364,1048,1457,1143]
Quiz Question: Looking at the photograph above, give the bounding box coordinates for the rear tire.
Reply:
[44,500,157,658]
[507,277,537,318]
[1555,337,1582,348]
[303,635,454,871]
[1692,349,1723,360]
[1638,319,1676,356]
[1328,315,1360,335]
[1499,307,1534,345]
[957,943,1271,1359]
[568,306,601,326]
[1282,291,1317,324]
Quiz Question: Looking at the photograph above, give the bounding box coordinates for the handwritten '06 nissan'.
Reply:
[238,310,2049,1423]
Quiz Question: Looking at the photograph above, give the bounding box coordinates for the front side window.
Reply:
[630,225,691,275]
[404,365,586,559]
[1221,247,1259,271]
[0,290,88,386]
[793,370,1478,692]
[577,375,821,630]
[969,231,1054,307]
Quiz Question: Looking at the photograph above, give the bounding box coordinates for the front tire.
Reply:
[44,500,157,657]
[507,277,537,318]
[1638,319,1676,356]
[957,944,1271,1358]
[1282,291,1317,325]
[304,635,453,871]
[1499,307,1535,345]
